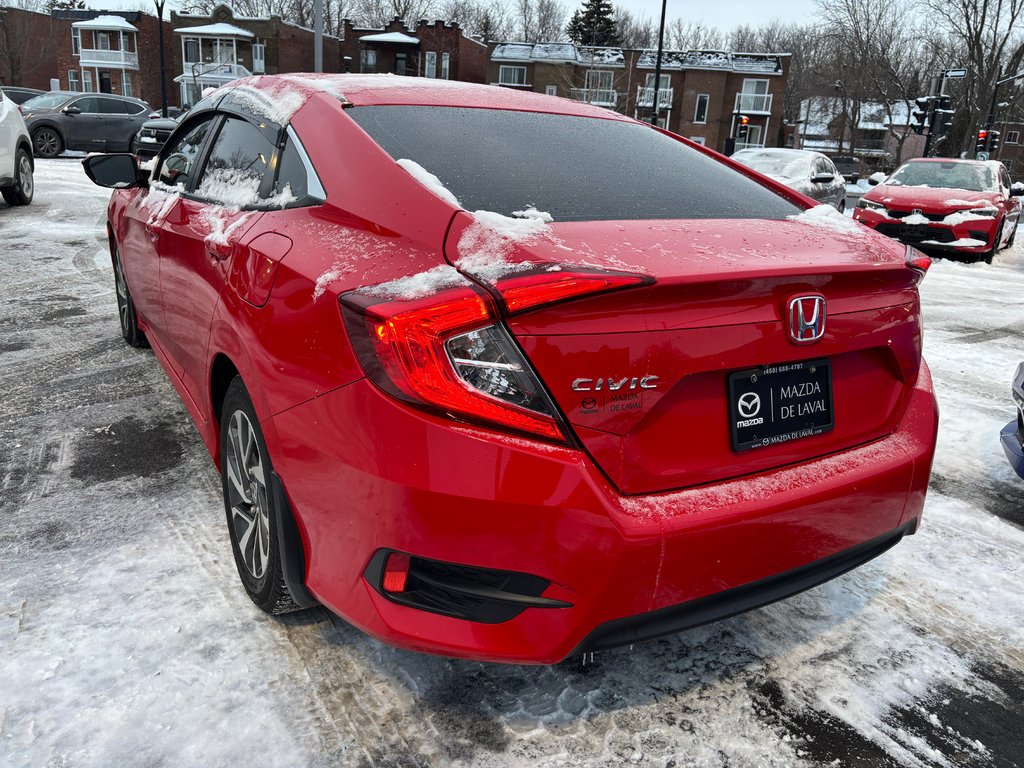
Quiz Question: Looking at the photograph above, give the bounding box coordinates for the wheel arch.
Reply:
[30,120,66,144]
[210,352,242,468]
[16,137,34,167]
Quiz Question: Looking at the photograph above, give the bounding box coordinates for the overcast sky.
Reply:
[611,0,821,31]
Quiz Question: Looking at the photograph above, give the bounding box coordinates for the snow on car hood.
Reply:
[865,185,998,211]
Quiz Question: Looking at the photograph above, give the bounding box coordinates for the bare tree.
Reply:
[615,9,654,49]
[668,19,723,50]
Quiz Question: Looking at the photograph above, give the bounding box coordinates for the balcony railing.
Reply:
[733,140,766,151]
[569,88,618,107]
[79,48,139,69]
[184,62,253,80]
[635,86,674,109]
[734,92,773,114]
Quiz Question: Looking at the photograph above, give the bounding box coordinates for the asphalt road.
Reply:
[1,159,1021,768]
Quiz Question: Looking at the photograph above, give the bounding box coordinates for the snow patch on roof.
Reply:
[360,32,420,44]
[637,49,783,73]
[173,22,255,37]
[577,47,625,67]
[72,15,138,31]
[396,159,460,207]
[211,75,348,125]
[491,42,578,63]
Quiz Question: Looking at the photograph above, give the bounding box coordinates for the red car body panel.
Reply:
[853,158,1021,255]
[102,75,939,663]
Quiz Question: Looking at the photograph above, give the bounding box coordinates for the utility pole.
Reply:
[154,0,168,116]
[314,0,323,73]
[649,0,667,127]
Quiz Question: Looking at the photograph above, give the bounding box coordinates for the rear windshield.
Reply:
[349,106,799,222]
[21,93,71,111]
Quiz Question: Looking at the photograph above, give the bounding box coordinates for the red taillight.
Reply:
[905,246,931,280]
[494,268,653,314]
[382,552,410,593]
[341,281,566,442]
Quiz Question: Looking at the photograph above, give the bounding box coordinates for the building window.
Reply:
[68,70,80,92]
[122,72,132,97]
[252,42,265,74]
[360,48,377,73]
[184,38,200,64]
[441,52,450,80]
[395,52,407,76]
[424,51,437,78]
[644,73,670,90]
[689,136,705,145]
[694,93,709,124]
[585,69,613,92]
[741,78,769,95]
[1008,131,1020,145]
[72,28,81,56]
[96,32,110,51]
[498,65,527,86]
[545,85,557,96]
[82,70,93,93]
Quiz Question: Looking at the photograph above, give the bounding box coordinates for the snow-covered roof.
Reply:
[173,23,254,38]
[577,47,625,68]
[491,42,578,63]
[72,15,138,32]
[360,32,420,45]
[636,49,784,74]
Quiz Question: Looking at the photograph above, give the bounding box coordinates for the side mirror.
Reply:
[82,153,146,189]
[811,173,835,184]
[868,171,888,186]
[62,105,81,115]
[1011,182,1024,197]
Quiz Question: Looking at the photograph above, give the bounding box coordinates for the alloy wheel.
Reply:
[18,155,33,198]
[34,129,59,158]
[225,409,271,580]
[114,258,130,335]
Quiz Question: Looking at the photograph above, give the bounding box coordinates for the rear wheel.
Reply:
[113,246,147,347]
[1,148,33,205]
[220,378,302,615]
[32,127,62,159]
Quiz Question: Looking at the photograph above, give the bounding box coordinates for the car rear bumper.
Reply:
[264,361,938,664]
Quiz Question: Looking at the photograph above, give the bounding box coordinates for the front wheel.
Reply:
[32,127,62,159]
[982,221,1004,265]
[1,148,33,205]
[220,378,303,614]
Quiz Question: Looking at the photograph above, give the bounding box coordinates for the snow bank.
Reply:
[788,204,865,236]
[395,159,460,207]
[456,209,553,280]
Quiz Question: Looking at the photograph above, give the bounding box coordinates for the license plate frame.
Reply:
[728,359,834,452]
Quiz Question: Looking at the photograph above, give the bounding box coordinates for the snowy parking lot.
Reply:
[1,159,1022,768]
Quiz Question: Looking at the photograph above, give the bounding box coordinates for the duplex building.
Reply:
[488,42,789,152]
[338,18,488,82]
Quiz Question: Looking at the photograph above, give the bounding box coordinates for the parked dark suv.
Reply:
[20,92,154,158]
[830,155,861,183]
[1,87,44,105]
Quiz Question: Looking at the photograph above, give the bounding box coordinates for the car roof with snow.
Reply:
[228,74,636,123]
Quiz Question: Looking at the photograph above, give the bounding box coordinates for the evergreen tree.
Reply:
[566,0,620,46]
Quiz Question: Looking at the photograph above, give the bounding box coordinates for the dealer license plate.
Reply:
[728,359,834,451]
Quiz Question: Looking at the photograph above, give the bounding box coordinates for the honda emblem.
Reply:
[788,296,826,344]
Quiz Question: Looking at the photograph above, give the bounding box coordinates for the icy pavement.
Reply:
[1,160,1021,768]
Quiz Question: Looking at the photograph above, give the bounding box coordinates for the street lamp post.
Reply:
[154,0,168,117]
[649,0,667,127]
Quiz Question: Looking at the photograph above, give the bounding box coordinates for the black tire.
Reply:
[982,221,1004,265]
[837,199,846,214]
[112,245,148,348]
[220,377,302,615]
[1,147,33,205]
[1006,221,1017,248]
[32,127,62,159]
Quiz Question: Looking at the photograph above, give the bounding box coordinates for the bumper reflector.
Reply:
[382,552,411,593]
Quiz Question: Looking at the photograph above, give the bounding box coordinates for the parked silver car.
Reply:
[732,148,848,212]
[20,92,154,158]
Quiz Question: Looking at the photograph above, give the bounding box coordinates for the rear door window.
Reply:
[98,98,128,114]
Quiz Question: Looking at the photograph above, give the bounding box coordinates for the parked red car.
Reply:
[854,158,1023,263]
[82,75,938,663]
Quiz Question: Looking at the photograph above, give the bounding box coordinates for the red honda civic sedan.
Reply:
[82,75,938,663]
[853,157,1022,263]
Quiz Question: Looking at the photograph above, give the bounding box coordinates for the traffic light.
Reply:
[736,115,750,140]
[911,96,931,135]
[988,130,1000,154]
[933,95,954,136]
[975,130,988,153]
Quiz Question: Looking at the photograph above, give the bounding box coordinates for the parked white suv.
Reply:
[0,89,34,205]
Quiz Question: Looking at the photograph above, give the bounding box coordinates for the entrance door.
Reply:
[99,72,112,93]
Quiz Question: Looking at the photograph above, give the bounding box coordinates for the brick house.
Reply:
[994,121,1023,174]
[338,18,487,82]
[171,4,346,107]
[0,6,60,90]
[488,43,789,154]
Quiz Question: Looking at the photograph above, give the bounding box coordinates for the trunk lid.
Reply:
[446,213,924,495]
